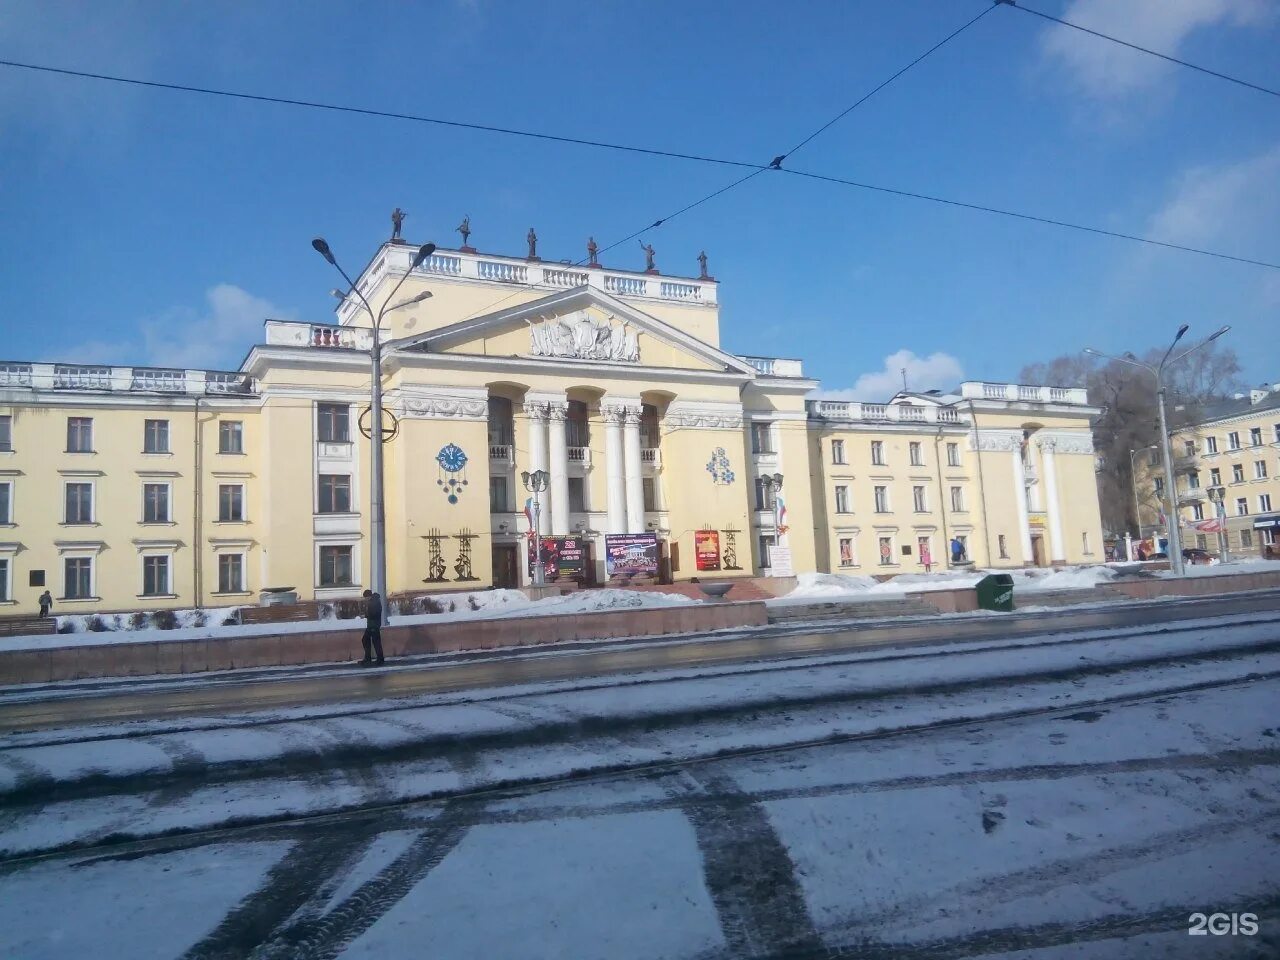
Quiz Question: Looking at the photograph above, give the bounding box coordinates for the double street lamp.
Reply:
[522,469,549,585]
[312,238,437,624]
[1085,323,1230,577]
[1206,485,1231,564]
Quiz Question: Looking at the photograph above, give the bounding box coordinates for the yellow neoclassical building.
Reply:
[0,235,1105,614]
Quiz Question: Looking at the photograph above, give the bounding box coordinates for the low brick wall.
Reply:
[0,601,768,686]
[1106,568,1280,601]
[909,588,980,614]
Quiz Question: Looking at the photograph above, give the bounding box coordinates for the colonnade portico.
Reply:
[522,393,648,536]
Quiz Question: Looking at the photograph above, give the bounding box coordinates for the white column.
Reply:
[547,401,570,536]
[1012,444,1032,562]
[604,406,626,535]
[623,406,645,533]
[524,401,551,536]
[1040,438,1066,563]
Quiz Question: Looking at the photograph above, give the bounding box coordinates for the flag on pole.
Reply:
[523,497,535,539]
[775,492,789,535]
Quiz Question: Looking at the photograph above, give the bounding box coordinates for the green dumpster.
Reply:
[976,573,1015,612]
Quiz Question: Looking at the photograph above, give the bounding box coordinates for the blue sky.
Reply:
[1,0,1277,399]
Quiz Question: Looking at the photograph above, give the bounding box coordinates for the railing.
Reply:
[421,254,462,276]
[641,448,661,468]
[206,372,253,394]
[743,357,775,375]
[489,444,513,461]
[544,268,589,288]
[659,281,700,301]
[54,365,112,390]
[1049,387,1070,402]
[938,408,960,423]
[863,404,889,420]
[310,325,356,348]
[130,369,186,392]
[0,363,33,387]
[605,275,647,297]
[898,405,925,422]
[809,400,968,425]
[1018,385,1040,401]
[959,382,1089,405]
[478,260,527,284]
[983,383,1007,400]
[567,446,588,463]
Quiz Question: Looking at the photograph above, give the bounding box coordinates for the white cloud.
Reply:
[1039,0,1267,99]
[815,349,965,402]
[1145,143,1280,247]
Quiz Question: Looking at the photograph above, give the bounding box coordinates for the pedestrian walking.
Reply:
[38,590,53,618]
[359,589,385,666]
[950,537,965,563]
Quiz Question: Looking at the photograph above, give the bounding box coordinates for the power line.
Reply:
[781,166,1280,270]
[1000,1,1280,100]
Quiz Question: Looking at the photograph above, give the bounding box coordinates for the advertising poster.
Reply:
[769,545,794,577]
[605,533,659,579]
[528,536,585,579]
[694,530,721,571]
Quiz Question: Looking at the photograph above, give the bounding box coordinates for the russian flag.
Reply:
[524,497,535,539]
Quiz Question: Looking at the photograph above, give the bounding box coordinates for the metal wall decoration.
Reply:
[705,447,735,485]
[435,443,469,504]
[722,528,742,570]
[453,528,480,581]
[423,528,448,583]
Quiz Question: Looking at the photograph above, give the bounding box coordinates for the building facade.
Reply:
[0,239,1104,614]
[1132,384,1280,556]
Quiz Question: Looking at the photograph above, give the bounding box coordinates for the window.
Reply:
[950,486,965,511]
[750,423,773,455]
[946,442,960,467]
[955,534,969,559]
[489,476,510,513]
[1233,464,1245,483]
[319,545,353,586]
[1250,427,1263,447]
[758,534,776,569]
[1083,532,1091,555]
[143,419,170,454]
[63,557,92,599]
[1260,494,1273,513]
[218,484,244,522]
[1210,467,1222,486]
[1228,431,1241,450]
[1275,423,1280,444]
[909,442,923,467]
[66,417,93,453]
[1188,471,1200,489]
[641,477,656,513]
[1154,477,1164,496]
[755,477,777,511]
[1241,529,1254,548]
[831,439,846,464]
[912,486,926,512]
[318,403,350,443]
[142,555,170,596]
[834,485,851,513]
[1255,460,1268,480]
[871,441,885,466]
[878,536,893,566]
[317,474,351,513]
[998,534,1008,559]
[1236,497,1249,516]
[218,554,244,593]
[65,482,93,523]
[874,485,889,513]
[219,420,243,454]
[1148,450,1160,467]
[0,481,10,524]
[1183,440,1196,457]
[143,483,170,523]
[568,475,588,513]
[0,414,10,452]
[838,537,855,567]
[1191,503,1204,521]
[1206,436,1218,454]
[0,557,7,602]
[1196,535,1208,550]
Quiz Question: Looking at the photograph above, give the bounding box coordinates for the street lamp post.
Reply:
[760,472,784,551]
[522,469,549,585]
[1207,485,1231,564]
[312,238,436,625]
[1085,324,1230,578]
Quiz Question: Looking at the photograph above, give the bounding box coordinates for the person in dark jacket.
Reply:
[38,590,53,618]
[360,590,385,666]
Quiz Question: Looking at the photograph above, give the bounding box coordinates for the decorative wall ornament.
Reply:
[705,447,736,485]
[971,429,1023,453]
[453,529,480,581]
[401,394,488,421]
[666,413,744,430]
[423,528,448,582]
[526,311,639,362]
[722,528,742,570]
[1038,432,1095,455]
[436,443,469,504]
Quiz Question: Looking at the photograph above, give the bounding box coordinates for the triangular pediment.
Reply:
[393,286,757,375]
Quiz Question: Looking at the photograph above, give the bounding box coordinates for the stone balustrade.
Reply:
[959,381,1089,405]
[807,400,970,425]
[264,320,373,352]
[0,362,254,395]
[738,356,805,378]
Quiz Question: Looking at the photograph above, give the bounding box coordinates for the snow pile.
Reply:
[55,607,241,635]
[1155,556,1278,579]
[777,565,1122,603]
[1011,566,1120,590]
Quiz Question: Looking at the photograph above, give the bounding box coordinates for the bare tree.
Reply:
[1020,344,1242,536]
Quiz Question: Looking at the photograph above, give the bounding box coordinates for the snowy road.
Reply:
[1,672,1276,958]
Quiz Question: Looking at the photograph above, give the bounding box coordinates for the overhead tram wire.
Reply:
[997,0,1280,100]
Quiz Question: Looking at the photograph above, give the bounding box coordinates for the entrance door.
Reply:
[1030,535,1046,567]
[491,544,519,589]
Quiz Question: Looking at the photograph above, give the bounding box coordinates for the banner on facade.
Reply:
[528,536,585,579]
[694,530,721,571]
[769,545,794,577]
[1190,519,1224,533]
[604,533,659,579]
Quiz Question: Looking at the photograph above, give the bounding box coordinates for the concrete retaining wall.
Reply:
[1106,568,1280,600]
[0,601,768,686]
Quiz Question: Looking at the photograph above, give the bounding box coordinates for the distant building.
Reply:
[0,236,1104,614]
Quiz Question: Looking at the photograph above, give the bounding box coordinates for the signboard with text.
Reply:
[528,536,585,580]
[769,545,794,577]
[694,530,721,571]
[605,533,659,579]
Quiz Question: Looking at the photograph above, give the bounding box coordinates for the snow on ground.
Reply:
[771,564,1123,603]
[0,587,696,652]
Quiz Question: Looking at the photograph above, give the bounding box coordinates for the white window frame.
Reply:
[950,485,966,512]
[834,485,851,514]
[831,439,846,465]
[1205,436,1218,454]
[1236,497,1249,516]
[1191,503,1204,521]
[750,422,774,456]
[143,418,171,455]
[219,419,245,455]
[218,483,246,523]
[142,481,172,524]
[315,539,360,593]
[870,440,885,466]
[0,479,11,525]
[837,535,856,568]
[1255,460,1268,480]
[66,416,94,453]
[62,554,95,601]
[916,535,932,565]
[912,485,927,513]
[874,485,890,513]
[0,554,11,603]
[909,442,923,467]
[63,480,95,524]
[757,533,777,570]
[1260,494,1273,513]
[216,551,247,594]
[317,473,353,515]
[877,535,895,567]
[946,442,960,467]
[1228,431,1241,450]
[0,414,11,452]
[1082,531,1092,555]
[1250,427,1263,447]
[1210,468,1221,486]
[997,534,1009,559]
[1232,464,1245,483]
[140,552,173,598]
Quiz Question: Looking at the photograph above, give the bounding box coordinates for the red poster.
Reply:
[695,530,721,571]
